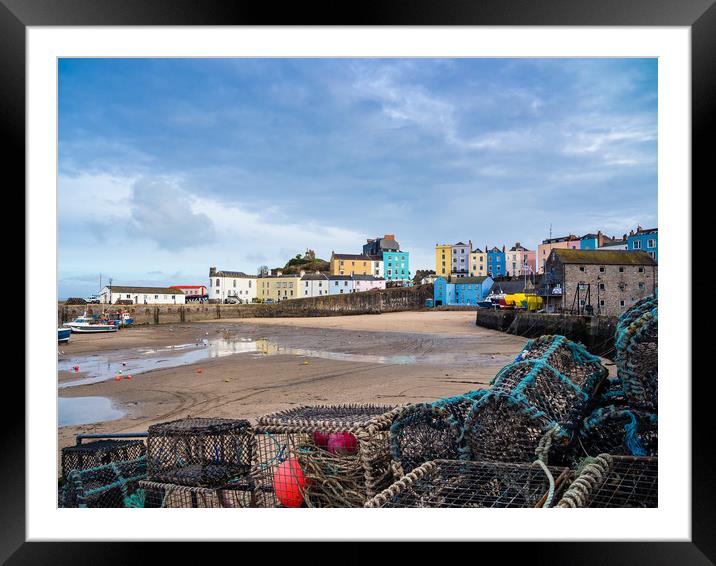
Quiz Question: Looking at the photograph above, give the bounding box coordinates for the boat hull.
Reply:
[57,328,71,343]
[68,324,118,333]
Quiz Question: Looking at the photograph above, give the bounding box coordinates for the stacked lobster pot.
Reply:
[556,454,657,508]
[140,417,255,508]
[461,335,609,465]
[577,297,658,460]
[252,404,402,507]
[365,459,572,509]
[389,390,487,475]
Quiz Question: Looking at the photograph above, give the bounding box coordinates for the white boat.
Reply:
[63,313,118,333]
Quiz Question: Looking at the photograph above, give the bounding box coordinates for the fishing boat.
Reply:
[63,313,118,333]
[57,328,71,343]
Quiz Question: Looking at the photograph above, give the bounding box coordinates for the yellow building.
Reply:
[469,248,487,276]
[330,253,374,276]
[435,244,452,277]
[257,273,302,302]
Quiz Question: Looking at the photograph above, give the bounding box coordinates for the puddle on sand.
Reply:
[59,336,512,388]
[59,397,124,427]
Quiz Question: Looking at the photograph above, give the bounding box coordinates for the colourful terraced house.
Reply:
[627,227,658,262]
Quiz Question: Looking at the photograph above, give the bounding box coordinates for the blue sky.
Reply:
[58,58,657,297]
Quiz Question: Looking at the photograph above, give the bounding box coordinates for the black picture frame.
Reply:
[6,0,705,562]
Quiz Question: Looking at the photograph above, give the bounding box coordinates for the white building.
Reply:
[370,257,384,278]
[99,286,186,305]
[209,267,257,303]
[451,241,472,277]
[300,273,330,297]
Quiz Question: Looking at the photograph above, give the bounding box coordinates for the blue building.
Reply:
[383,250,410,282]
[363,234,411,284]
[486,246,506,277]
[433,276,494,306]
[627,227,658,262]
[579,233,600,250]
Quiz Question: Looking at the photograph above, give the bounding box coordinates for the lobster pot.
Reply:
[557,454,657,508]
[390,404,464,475]
[147,418,253,488]
[139,480,254,508]
[578,406,657,458]
[365,459,571,508]
[390,391,488,475]
[504,335,608,394]
[489,336,608,431]
[462,392,571,464]
[253,404,400,508]
[61,439,146,481]
[615,297,658,410]
[59,456,147,508]
[593,377,630,407]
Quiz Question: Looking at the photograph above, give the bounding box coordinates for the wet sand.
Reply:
[58,312,529,454]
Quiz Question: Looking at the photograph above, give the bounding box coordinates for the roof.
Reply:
[352,275,385,281]
[454,242,467,246]
[328,275,353,281]
[170,285,206,289]
[471,248,484,253]
[453,276,491,285]
[551,249,657,266]
[542,235,578,244]
[102,286,185,294]
[509,244,531,252]
[332,253,371,261]
[300,273,329,281]
[580,233,599,240]
[211,270,254,278]
[491,280,529,294]
[378,239,400,251]
[632,227,658,236]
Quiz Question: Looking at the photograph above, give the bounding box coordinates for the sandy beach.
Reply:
[58,312,529,455]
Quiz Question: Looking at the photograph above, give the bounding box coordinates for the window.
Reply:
[248,280,252,288]
[233,280,236,287]
[599,266,605,273]
[599,283,605,290]
[216,279,220,286]
[600,300,605,306]
[633,240,641,249]
[638,267,645,273]
[619,267,624,273]
[579,266,585,272]
[620,300,625,307]
[127,294,131,298]
[647,239,656,248]
[639,282,645,290]
[215,290,219,295]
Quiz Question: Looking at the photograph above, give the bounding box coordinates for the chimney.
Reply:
[209,267,216,277]
[502,245,506,253]
[384,234,395,240]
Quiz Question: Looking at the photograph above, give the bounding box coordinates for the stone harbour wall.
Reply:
[475,309,618,358]
[59,285,434,325]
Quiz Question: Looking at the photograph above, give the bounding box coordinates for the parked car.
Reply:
[264,299,274,304]
[224,297,242,304]
[84,295,101,304]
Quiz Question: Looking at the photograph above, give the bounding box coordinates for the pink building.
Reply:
[353,275,386,293]
[505,243,536,276]
[536,235,581,273]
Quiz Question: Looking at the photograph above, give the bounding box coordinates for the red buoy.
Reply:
[273,458,307,508]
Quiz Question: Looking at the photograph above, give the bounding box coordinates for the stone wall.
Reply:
[475,309,618,358]
[58,285,433,325]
